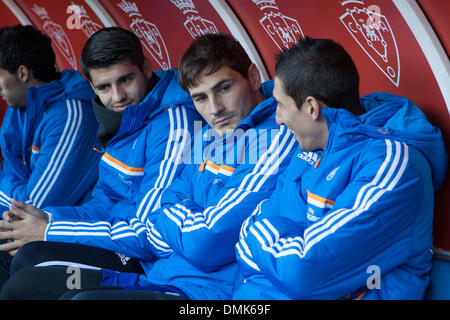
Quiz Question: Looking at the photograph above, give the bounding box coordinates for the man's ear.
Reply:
[142,58,153,79]
[15,65,31,84]
[247,63,261,90]
[304,96,322,121]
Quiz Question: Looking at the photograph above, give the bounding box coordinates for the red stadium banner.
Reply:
[14,0,105,72]
[417,0,450,56]
[97,0,231,70]
[228,0,449,250]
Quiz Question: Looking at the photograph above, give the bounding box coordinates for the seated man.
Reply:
[0,25,100,214]
[0,33,297,300]
[0,25,101,284]
[0,27,201,286]
[234,37,448,300]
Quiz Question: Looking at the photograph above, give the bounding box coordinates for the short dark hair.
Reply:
[275,37,363,114]
[178,33,252,91]
[80,27,146,81]
[0,25,59,82]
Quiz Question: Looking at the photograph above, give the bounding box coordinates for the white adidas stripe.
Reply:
[137,107,189,222]
[36,100,84,208]
[164,127,294,232]
[151,107,189,212]
[236,240,260,271]
[0,190,11,207]
[30,99,77,204]
[146,221,173,253]
[135,107,175,220]
[303,140,394,241]
[203,128,293,226]
[30,100,82,208]
[246,140,409,261]
[204,133,296,230]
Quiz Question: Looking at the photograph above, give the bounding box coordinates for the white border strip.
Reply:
[2,0,32,25]
[84,0,117,27]
[393,0,450,115]
[36,261,101,270]
[209,0,270,81]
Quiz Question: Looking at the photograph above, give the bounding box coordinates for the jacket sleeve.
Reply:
[237,140,431,299]
[45,169,122,222]
[0,99,100,209]
[44,106,198,261]
[132,106,198,223]
[147,126,297,271]
[0,167,23,212]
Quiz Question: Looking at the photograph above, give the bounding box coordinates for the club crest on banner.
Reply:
[251,0,304,51]
[340,1,400,87]
[67,3,102,37]
[32,4,78,70]
[118,0,171,70]
[170,0,218,39]
[76,3,102,37]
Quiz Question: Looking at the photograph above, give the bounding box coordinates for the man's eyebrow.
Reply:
[190,79,233,99]
[93,73,135,89]
[190,91,206,99]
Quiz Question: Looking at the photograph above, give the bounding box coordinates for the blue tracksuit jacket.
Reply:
[0,70,100,211]
[44,68,203,253]
[46,80,298,299]
[233,92,448,300]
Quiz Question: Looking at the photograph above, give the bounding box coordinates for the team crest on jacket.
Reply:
[170,0,218,39]
[340,1,400,87]
[251,0,304,51]
[326,166,340,181]
[118,0,171,70]
[32,5,78,70]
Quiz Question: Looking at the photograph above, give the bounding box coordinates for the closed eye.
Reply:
[193,94,207,103]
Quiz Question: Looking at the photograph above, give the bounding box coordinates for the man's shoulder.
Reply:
[148,104,201,127]
[41,97,92,123]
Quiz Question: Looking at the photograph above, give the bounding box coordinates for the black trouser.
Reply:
[0,247,13,289]
[59,288,187,300]
[9,241,145,275]
[0,241,145,300]
[0,241,188,300]
[1,265,106,299]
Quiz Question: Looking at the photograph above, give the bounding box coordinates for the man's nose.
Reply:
[112,85,126,103]
[209,95,225,116]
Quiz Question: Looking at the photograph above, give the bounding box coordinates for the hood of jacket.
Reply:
[230,79,276,130]
[25,69,95,157]
[113,68,197,139]
[324,92,448,191]
[27,69,95,107]
[0,70,94,175]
